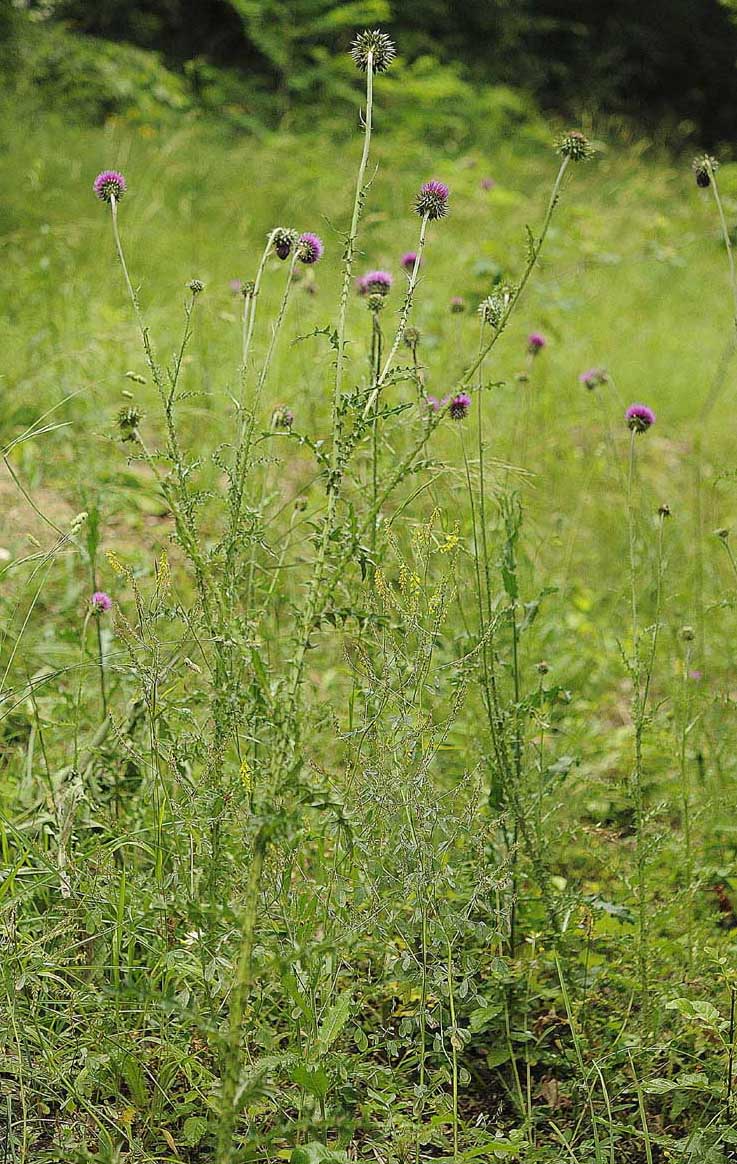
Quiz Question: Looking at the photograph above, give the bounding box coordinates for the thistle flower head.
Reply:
[272,404,294,430]
[626,403,656,433]
[527,331,546,354]
[556,130,594,161]
[425,395,443,413]
[450,296,466,314]
[297,232,324,265]
[117,405,143,441]
[579,366,608,390]
[187,279,204,295]
[401,251,419,272]
[448,392,471,420]
[229,278,243,295]
[93,170,127,202]
[273,227,299,260]
[241,280,256,297]
[415,180,449,221]
[692,154,719,188]
[480,177,496,191]
[90,591,112,614]
[358,270,393,297]
[478,285,514,328]
[404,326,421,348]
[350,29,396,73]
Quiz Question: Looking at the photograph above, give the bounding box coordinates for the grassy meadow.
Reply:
[3,69,737,1163]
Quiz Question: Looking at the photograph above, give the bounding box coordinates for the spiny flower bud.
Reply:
[272,227,299,260]
[366,292,385,313]
[478,285,514,328]
[271,404,294,430]
[117,405,143,442]
[241,280,256,297]
[556,130,594,162]
[350,29,396,73]
[93,170,127,202]
[692,154,718,188]
[657,503,671,518]
[415,180,449,221]
[680,625,695,642]
[187,279,204,295]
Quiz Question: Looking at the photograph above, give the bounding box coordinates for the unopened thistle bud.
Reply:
[272,227,299,260]
[536,660,550,675]
[350,29,396,73]
[556,130,594,162]
[187,279,204,295]
[93,170,127,202]
[241,280,256,297]
[366,292,385,313]
[117,405,143,442]
[415,180,449,221]
[478,285,514,328]
[272,404,294,430]
[692,154,718,188]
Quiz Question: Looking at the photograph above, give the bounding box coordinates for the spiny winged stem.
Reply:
[627,432,664,1019]
[370,310,383,562]
[226,250,299,579]
[287,56,375,701]
[679,632,694,971]
[459,156,570,391]
[109,197,217,631]
[362,216,428,417]
[216,826,267,1164]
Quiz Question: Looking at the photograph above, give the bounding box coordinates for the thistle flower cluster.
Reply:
[415,180,449,220]
[350,29,396,73]
[692,154,719,188]
[273,227,299,260]
[90,591,112,614]
[556,131,594,162]
[117,405,143,441]
[478,284,514,328]
[579,366,608,390]
[625,403,656,433]
[93,170,127,202]
[297,232,324,265]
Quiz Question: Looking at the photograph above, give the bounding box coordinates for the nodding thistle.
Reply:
[357,270,393,297]
[187,279,204,295]
[692,154,719,188]
[117,405,143,442]
[415,180,449,220]
[350,29,396,73]
[450,296,466,314]
[556,130,594,162]
[625,403,656,433]
[297,232,324,265]
[93,170,127,202]
[272,227,299,261]
[272,404,294,430]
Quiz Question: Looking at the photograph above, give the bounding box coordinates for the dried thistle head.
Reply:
[350,29,396,73]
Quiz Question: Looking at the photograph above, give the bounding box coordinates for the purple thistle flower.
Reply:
[229,278,243,295]
[450,296,466,314]
[448,392,471,420]
[579,366,608,390]
[361,270,393,297]
[297,232,324,265]
[93,170,127,203]
[90,591,112,614]
[415,180,449,221]
[688,669,703,682]
[480,177,496,190]
[527,332,547,355]
[401,251,420,272]
[626,403,656,433]
[424,395,444,413]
